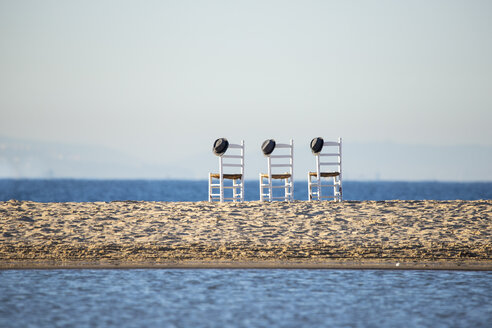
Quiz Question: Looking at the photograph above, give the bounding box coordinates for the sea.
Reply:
[1,179,491,202]
[1,179,491,327]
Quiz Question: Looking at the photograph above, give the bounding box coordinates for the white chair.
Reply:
[308,137,342,202]
[209,139,244,202]
[259,139,294,201]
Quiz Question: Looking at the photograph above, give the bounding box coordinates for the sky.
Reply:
[1,0,491,180]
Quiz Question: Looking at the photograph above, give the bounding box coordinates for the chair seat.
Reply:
[309,171,340,177]
[260,173,292,179]
[210,173,242,180]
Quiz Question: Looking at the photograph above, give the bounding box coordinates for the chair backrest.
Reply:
[314,137,342,176]
[218,140,244,177]
[265,139,294,179]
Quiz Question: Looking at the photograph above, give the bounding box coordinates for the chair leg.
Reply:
[208,173,212,202]
[335,177,339,202]
[331,176,341,202]
[337,177,342,202]
[289,178,294,201]
[219,176,224,203]
[233,178,243,202]
[259,174,263,202]
[308,173,312,200]
[284,178,288,201]
[290,177,294,201]
[240,178,244,202]
[308,173,316,200]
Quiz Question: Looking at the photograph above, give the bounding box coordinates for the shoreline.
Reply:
[1,200,491,270]
[2,260,491,271]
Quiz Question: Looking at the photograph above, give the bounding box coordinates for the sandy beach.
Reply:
[0,200,491,269]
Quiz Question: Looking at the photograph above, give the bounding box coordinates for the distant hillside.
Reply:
[342,142,492,181]
[0,136,190,179]
[1,136,491,181]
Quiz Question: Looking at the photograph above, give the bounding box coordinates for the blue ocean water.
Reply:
[0,269,491,328]
[0,179,491,202]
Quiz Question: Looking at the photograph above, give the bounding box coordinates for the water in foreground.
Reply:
[1,269,491,327]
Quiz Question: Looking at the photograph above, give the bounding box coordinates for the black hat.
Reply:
[261,139,276,156]
[310,137,324,154]
[213,138,229,156]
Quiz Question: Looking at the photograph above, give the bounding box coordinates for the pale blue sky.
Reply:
[1,0,491,180]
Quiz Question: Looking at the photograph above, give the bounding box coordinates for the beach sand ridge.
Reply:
[1,200,491,269]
